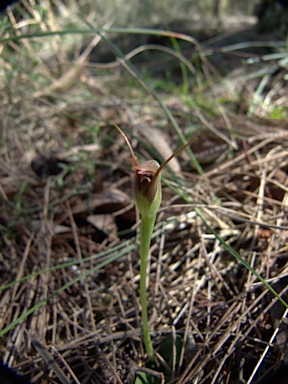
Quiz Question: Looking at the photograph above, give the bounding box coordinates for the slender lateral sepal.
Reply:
[115,125,195,360]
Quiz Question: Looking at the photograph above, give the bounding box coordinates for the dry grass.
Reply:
[0,1,288,383]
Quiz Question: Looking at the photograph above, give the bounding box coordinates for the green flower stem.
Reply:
[139,213,156,361]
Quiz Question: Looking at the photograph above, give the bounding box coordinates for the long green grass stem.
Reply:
[139,214,156,361]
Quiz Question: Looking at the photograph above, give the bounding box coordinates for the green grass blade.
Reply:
[195,208,288,310]
[0,243,136,337]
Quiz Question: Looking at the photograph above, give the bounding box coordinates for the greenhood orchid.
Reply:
[115,125,195,360]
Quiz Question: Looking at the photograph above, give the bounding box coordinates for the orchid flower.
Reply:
[115,125,195,360]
